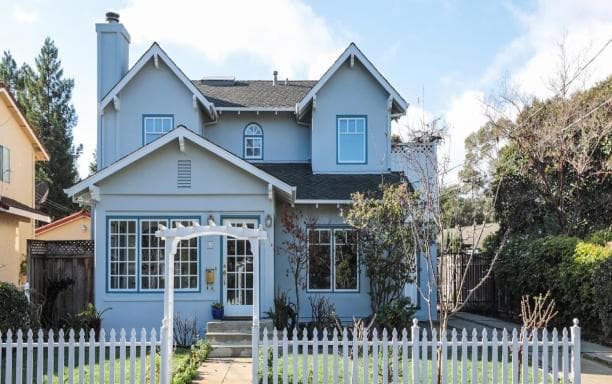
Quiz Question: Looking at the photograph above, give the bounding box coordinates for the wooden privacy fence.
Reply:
[27,240,94,325]
[0,328,163,384]
[439,252,496,307]
[254,319,581,384]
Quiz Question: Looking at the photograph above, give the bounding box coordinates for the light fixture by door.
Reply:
[265,214,273,228]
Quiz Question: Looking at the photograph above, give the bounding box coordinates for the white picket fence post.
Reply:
[253,318,582,384]
[0,327,161,384]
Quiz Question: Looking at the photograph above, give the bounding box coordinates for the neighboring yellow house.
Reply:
[35,211,91,240]
[0,83,51,284]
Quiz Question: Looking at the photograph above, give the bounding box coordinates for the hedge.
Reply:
[494,231,612,341]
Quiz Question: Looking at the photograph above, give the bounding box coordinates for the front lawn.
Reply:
[1,346,190,383]
[259,349,541,384]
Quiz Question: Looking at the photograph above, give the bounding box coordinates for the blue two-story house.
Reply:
[66,13,436,332]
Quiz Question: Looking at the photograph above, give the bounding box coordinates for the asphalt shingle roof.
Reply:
[254,163,404,200]
[192,80,317,108]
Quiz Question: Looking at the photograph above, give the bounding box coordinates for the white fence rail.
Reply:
[0,328,163,384]
[254,319,581,384]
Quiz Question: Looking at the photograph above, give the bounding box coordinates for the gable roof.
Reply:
[255,163,403,201]
[35,210,90,236]
[0,85,50,161]
[65,126,296,199]
[296,43,408,117]
[193,80,316,109]
[99,43,217,119]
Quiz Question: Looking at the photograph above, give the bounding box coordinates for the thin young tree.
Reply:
[276,205,317,320]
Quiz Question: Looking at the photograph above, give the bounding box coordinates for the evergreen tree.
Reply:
[1,39,81,219]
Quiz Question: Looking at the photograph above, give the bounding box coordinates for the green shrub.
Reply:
[495,233,612,340]
[593,257,612,339]
[375,297,416,331]
[586,228,612,246]
[172,339,212,384]
[265,290,296,331]
[0,282,31,332]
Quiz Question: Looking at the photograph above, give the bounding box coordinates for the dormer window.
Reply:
[337,116,367,164]
[143,115,174,144]
[243,123,263,160]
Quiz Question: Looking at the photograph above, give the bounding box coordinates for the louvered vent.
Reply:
[177,160,191,189]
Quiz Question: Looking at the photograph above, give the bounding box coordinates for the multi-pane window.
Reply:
[143,115,173,144]
[334,229,358,290]
[307,228,358,292]
[108,219,137,290]
[243,123,263,160]
[0,145,10,182]
[337,116,366,164]
[172,220,199,290]
[107,217,199,292]
[140,219,167,290]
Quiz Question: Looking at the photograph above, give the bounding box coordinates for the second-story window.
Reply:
[243,123,263,160]
[337,116,367,164]
[143,115,174,145]
[0,145,10,183]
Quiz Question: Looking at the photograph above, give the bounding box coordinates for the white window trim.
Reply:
[108,219,138,292]
[143,115,174,145]
[171,219,200,292]
[243,123,263,160]
[337,116,367,164]
[306,227,359,293]
[107,216,201,293]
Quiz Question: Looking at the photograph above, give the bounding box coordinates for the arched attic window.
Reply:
[243,123,263,160]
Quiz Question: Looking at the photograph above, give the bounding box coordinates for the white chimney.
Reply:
[96,12,130,101]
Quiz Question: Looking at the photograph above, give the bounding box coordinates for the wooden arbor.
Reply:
[155,221,267,384]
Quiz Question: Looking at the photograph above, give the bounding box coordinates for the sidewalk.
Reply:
[449,312,612,384]
[193,357,252,384]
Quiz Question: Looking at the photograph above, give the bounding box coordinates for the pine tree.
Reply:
[0,51,19,92]
[10,38,82,219]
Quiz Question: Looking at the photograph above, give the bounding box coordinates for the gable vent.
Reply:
[177,160,191,189]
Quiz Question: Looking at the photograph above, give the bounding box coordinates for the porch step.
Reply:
[208,344,253,358]
[205,320,273,357]
[205,332,252,345]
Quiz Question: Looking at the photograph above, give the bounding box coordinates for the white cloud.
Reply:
[119,0,347,79]
[442,0,612,181]
[12,5,39,24]
[443,90,487,181]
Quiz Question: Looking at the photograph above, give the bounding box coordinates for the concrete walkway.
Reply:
[449,312,612,384]
[193,357,253,384]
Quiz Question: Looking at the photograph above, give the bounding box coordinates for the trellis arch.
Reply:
[155,221,267,384]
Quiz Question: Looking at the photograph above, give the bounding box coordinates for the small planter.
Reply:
[212,306,224,320]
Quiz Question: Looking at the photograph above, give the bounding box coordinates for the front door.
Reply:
[222,218,257,317]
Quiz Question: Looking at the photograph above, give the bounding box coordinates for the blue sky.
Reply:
[1,0,611,180]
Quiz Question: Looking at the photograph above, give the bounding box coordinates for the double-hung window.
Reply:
[337,116,367,164]
[143,115,174,144]
[307,227,359,292]
[243,123,263,160]
[0,145,10,182]
[108,217,199,292]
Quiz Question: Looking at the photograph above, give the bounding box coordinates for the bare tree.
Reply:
[276,205,317,320]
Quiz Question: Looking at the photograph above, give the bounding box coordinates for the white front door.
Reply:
[222,218,257,317]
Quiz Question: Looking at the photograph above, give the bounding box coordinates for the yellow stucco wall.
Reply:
[36,216,91,241]
[0,94,37,284]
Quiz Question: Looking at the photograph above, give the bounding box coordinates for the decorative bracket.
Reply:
[113,96,120,111]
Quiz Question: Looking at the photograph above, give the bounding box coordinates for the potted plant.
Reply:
[211,302,224,320]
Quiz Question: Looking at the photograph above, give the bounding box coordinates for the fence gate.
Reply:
[27,240,94,326]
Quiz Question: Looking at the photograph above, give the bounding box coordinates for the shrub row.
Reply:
[172,340,212,384]
[493,229,612,341]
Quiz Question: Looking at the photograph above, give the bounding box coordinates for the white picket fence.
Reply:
[0,328,163,384]
[254,319,581,384]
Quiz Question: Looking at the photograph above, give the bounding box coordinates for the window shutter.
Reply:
[177,160,191,188]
